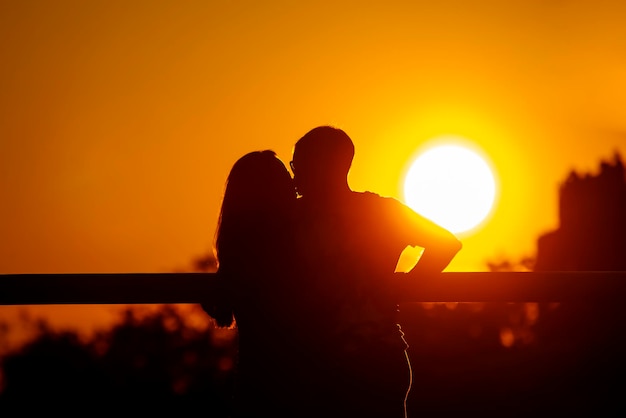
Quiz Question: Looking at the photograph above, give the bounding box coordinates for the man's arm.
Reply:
[392,205,462,301]
[394,200,463,275]
[410,242,462,275]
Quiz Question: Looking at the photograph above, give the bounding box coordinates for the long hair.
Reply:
[208,150,296,327]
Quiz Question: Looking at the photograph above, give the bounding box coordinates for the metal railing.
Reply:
[2,271,626,305]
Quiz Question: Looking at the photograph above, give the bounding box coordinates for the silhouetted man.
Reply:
[289,125,462,418]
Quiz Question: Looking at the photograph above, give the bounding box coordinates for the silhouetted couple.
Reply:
[203,126,462,418]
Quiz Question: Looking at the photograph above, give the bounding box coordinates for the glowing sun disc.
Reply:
[403,143,496,234]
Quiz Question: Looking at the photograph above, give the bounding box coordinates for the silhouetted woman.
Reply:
[203,150,300,418]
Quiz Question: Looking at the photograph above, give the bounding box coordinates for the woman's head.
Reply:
[215,150,296,264]
[221,150,295,214]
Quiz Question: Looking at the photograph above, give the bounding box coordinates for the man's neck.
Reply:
[300,186,353,206]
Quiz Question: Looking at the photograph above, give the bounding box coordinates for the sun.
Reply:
[403,140,497,235]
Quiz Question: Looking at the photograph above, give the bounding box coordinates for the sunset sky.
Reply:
[2,1,626,338]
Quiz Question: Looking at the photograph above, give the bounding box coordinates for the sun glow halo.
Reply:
[403,141,497,235]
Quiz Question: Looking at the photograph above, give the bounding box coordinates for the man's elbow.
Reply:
[453,238,463,254]
[445,236,462,257]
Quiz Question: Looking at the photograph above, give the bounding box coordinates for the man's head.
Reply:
[291,126,355,198]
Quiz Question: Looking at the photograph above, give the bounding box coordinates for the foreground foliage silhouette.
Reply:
[2,299,624,416]
[0,305,236,414]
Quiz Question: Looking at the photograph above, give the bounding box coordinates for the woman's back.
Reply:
[206,150,303,417]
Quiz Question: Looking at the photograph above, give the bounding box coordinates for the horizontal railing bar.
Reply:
[1,271,626,305]
[0,273,213,306]
[402,271,626,303]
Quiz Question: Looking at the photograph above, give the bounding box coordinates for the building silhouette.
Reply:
[531,152,626,416]
[535,151,626,271]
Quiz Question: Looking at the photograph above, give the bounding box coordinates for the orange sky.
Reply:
[2,1,626,341]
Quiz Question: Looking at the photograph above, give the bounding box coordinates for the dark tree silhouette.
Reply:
[0,305,236,415]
